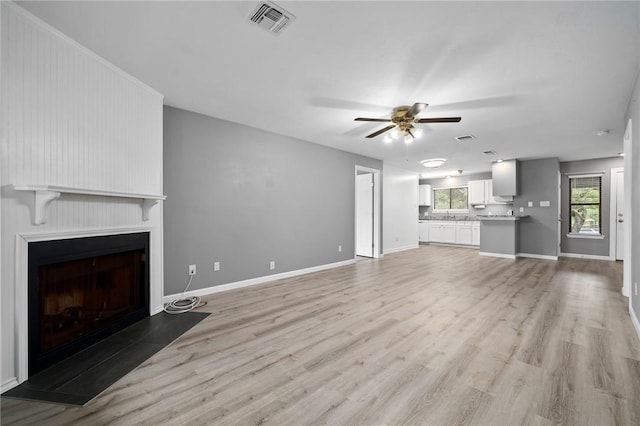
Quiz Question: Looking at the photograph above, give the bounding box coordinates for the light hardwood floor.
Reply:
[2,245,639,425]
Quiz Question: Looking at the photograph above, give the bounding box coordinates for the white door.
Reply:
[356,173,373,257]
[616,170,624,260]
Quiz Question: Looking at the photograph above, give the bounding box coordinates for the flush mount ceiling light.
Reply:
[354,103,461,143]
[420,158,447,168]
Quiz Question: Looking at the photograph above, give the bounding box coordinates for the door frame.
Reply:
[557,170,562,256]
[354,165,381,259]
[610,167,624,262]
[622,119,632,297]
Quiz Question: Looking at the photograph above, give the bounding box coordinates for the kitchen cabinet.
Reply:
[456,221,473,245]
[468,180,487,205]
[492,159,518,196]
[469,179,512,205]
[429,221,456,244]
[418,222,429,242]
[418,184,432,206]
[472,222,480,246]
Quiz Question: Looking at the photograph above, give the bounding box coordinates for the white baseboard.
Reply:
[1,377,18,393]
[383,244,419,255]
[479,252,517,260]
[631,304,640,343]
[517,253,558,261]
[163,259,355,304]
[559,252,614,261]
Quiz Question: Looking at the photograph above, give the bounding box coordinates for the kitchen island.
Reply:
[477,215,528,259]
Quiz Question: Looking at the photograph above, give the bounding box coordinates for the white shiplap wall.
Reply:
[0,2,164,389]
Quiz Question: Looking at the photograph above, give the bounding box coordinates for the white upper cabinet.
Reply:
[418,184,432,206]
[469,179,513,205]
[468,180,487,205]
[492,159,518,196]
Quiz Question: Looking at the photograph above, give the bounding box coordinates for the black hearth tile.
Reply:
[56,342,165,398]
[2,312,209,406]
[103,316,158,344]
[27,341,129,390]
[2,386,87,406]
[141,312,209,344]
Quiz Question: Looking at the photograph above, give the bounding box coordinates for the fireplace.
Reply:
[28,233,150,375]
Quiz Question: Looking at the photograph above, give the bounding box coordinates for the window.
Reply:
[569,175,601,235]
[433,186,468,211]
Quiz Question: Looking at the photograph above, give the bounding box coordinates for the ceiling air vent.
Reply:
[483,150,497,155]
[248,1,295,35]
[456,135,475,142]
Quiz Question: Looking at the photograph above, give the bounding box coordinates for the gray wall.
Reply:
[163,106,382,295]
[419,172,511,218]
[513,158,560,257]
[560,157,623,256]
[626,64,640,325]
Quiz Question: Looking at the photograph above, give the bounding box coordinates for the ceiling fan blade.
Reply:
[414,117,462,123]
[405,102,428,118]
[355,117,392,122]
[366,125,396,138]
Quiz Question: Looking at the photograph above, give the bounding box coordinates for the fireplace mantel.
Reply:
[13,185,166,225]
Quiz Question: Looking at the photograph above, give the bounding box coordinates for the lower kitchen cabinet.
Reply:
[428,221,456,244]
[426,220,481,246]
[456,221,473,245]
[418,222,429,242]
[472,222,480,246]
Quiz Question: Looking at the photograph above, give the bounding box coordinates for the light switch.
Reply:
[540,200,550,207]
[527,201,533,207]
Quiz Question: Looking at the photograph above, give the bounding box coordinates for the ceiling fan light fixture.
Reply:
[404,133,413,144]
[390,129,400,140]
[420,158,447,168]
[383,134,393,144]
[413,128,423,139]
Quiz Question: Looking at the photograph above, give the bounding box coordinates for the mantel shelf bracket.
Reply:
[34,190,61,225]
[13,185,166,225]
[142,198,160,221]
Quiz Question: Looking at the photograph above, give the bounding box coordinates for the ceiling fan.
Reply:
[354,102,461,143]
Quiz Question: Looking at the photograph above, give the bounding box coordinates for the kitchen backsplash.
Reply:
[418,204,511,219]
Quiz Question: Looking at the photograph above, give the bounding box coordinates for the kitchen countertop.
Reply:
[476,215,529,221]
[418,217,480,222]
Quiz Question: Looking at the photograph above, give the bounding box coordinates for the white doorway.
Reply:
[614,169,625,260]
[621,119,632,297]
[558,170,562,256]
[355,166,380,259]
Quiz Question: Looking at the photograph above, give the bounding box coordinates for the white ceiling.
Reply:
[17,1,640,177]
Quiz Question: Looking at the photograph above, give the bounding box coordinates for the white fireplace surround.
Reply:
[13,226,163,385]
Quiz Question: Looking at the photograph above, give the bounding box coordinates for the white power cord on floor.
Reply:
[163,275,207,314]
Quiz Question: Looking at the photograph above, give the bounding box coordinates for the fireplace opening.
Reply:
[28,233,150,375]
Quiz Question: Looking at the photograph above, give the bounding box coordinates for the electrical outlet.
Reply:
[338,245,342,252]
[527,201,533,207]
[269,261,275,270]
[214,261,220,271]
[188,264,196,276]
[519,207,524,213]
